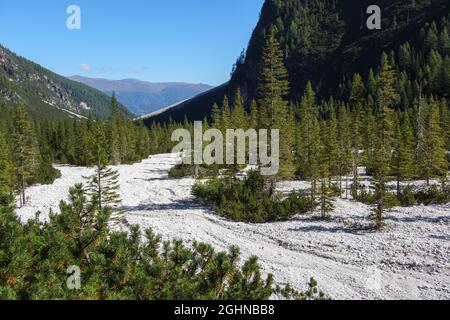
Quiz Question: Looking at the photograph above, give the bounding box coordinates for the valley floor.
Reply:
[16,153,450,300]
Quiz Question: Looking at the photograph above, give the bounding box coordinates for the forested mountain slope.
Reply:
[0,45,131,119]
[146,0,450,123]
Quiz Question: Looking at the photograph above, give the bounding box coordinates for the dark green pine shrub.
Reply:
[354,188,401,208]
[169,164,194,178]
[169,164,219,179]
[192,171,312,223]
[415,184,450,205]
[355,183,450,208]
[0,185,322,300]
[397,185,416,207]
[28,156,61,185]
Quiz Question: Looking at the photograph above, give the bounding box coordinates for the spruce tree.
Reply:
[211,103,221,128]
[0,131,14,201]
[257,27,294,178]
[297,82,321,209]
[366,68,378,99]
[372,53,397,228]
[349,74,366,193]
[249,100,259,130]
[349,73,366,112]
[257,27,290,128]
[220,96,232,135]
[323,108,339,185]
[232,88,247,130]
[11,104,40,207]
[110,92,122,165]
[257,29,295,178]
[417,97,448,185]
[392,112,415,194]
[84,121,125,224]
[336,104,352,198]
[318,121,335,218]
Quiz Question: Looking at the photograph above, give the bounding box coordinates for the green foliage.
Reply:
[192,171,312,223]
[11,104,42,206]
[28,156,61,185]
[355,183,450,208]
[276,277,327,300]
[83,122,124,224]
[0,131,14,197]
[169,164,196,178]
[169,164,219,179]
[397,185,416,207]
[0,185,322,300]
[0,95,156,210]
[0,45,131,120]
[416,97,448,184]
[354,187,400,209]
[415,184,450,205]
[318,180,335,219]
[257,29,295,178]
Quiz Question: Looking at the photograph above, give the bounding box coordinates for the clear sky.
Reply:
[0,0,264,86]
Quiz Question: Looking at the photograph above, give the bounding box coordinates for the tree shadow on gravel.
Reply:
[384,215,450,224]
[122,201,204,212]
[288,223,374,234]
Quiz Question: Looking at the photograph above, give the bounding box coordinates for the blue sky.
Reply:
[0,0,264,86]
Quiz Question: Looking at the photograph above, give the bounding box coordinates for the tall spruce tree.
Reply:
[110,92,122,165]
[372,53,397,228]
[257,27,295,178]
[349,74,366,192]
[392,112,415,194]
[84,121,125,224]
[232,88,247,130]
[417,97,448,185]
[11,104,40,207]
[0,131,14,201]
[297,82,321,210]
[318,121,335,218]
[211,103,221,129]
[220,96,232,134]
[337,104,352,198]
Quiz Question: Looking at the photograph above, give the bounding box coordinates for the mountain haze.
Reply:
[70,76,213,116]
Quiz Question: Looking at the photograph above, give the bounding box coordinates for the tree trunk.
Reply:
[345,175,349,199]
[21,175,26,206]
[97,166,102,211]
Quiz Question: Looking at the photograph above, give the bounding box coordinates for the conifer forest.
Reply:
[0,0,449,305]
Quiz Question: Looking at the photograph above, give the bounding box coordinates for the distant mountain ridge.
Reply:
[0,45,131,119]
[69,76,213,116]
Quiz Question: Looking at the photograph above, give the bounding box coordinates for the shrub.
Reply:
[353,188,376,205]
[192,171,312,223]
[415,184,450,205]
[169,164,219,178]
[0,185,324,300]
[169,164,195,178]
[383,192,401,208]
[25,155,61,186]
[30,161,61,185]
[397,185,416,207]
